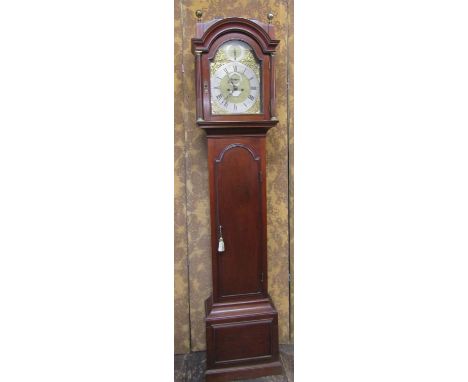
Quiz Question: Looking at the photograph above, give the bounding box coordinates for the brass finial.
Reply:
[195,10,203,21]
[267,12,274,24]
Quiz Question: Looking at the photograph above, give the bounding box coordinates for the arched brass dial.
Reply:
[210,40,262,115]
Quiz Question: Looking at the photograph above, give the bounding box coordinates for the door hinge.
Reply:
[258,170,262,183]
[181,64,185,73]
[260,272,264,283]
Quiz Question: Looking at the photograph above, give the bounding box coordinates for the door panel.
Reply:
[215,143,263,298]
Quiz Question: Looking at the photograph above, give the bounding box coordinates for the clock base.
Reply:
[204,295,283,381]
[205,360,283,382]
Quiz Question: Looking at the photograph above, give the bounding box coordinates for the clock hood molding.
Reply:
[191,16,280,131]
[191,17,280,54]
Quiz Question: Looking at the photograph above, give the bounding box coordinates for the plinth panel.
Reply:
[213,318,273,366]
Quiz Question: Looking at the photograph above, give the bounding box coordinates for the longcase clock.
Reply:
[191,14,282,381]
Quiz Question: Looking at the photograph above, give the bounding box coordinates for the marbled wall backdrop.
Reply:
[174,0,294,352]
[287,0,294,343]
[174,1,191,354]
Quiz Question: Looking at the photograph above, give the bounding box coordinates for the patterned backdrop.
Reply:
[174,0,294,354]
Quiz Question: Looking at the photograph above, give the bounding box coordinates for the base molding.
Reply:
[204,295,283,381]
[205,360,283,382]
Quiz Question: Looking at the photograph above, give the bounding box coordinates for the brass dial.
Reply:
[210,40,262,115]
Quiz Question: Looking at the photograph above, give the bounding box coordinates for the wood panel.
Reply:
[207,137,268,304]
[212,319,273,365]
[215,143,263,298]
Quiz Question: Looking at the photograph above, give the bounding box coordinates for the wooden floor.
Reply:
[174,344,293,382]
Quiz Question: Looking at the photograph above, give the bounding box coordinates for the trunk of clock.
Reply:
[204,134,282,381]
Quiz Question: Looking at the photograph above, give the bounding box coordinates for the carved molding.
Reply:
[192,17,279,54]
[215,143,260,163]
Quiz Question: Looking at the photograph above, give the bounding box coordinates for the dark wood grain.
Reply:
[209,137,267,303]
[192,17,282,381]
[215,142,262,298]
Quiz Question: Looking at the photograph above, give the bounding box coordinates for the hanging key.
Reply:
[218,225,225,253]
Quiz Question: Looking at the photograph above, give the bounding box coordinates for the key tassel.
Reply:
[218,236,225,252]
[218,225,225,252]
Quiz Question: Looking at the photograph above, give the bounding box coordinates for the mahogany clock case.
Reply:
[192,17,283,381]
